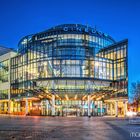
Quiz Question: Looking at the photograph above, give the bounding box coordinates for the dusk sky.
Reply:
[0,0,140,85]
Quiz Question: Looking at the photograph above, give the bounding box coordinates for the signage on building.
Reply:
[62,25,108,37]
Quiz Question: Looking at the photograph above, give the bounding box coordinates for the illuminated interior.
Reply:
[0,24,128,116]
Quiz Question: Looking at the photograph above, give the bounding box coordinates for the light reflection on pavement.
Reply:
[0,116,140,140]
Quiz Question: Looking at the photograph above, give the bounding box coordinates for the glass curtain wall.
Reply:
[11,33,114,97]
[10,25,127,100]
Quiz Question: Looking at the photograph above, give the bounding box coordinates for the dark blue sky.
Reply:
[0,0,140,84]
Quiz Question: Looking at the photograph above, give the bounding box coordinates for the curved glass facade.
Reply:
[9,24,128,116]
[10,24,117,96]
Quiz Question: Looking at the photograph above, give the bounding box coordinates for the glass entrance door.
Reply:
[63,108,77,116]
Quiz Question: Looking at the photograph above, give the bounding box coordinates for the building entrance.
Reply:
[62,107,79,116]
[55,100,101,116]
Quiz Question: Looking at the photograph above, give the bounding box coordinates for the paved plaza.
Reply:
[0,116,140,140]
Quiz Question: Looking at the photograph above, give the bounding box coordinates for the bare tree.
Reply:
[131,81,140,111]
[133,82,140,100]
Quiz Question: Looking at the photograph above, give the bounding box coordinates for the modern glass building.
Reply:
[0,24,128,116]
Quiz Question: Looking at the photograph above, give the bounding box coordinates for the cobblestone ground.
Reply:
[0,116,140,140]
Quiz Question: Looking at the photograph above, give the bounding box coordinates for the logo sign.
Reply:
[62,25,108,37]
[130,132,140,138]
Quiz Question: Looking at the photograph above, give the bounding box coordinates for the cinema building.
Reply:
[0,24,128,117]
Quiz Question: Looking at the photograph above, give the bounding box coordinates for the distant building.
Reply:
[0,46,16,114]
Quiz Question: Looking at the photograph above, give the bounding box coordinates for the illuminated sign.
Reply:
[62,25,108,37]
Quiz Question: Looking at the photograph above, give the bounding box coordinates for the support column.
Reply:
[124,101,127,117]
[17,102,21,112]
[52,95,55,116]
[4,102,8,113]
[46,100,49,115]
[88,95,91,117]
[106,103,109,115]
[100,101,103,116]
[29,101,32,114]
[8,100,11,114]
[110,103,113,116]
[82,101,85,116]
[41,100,43,115]
[25,98,28,115]
[92,101,95,116]
[97,101,100,116]
[115,101,118,117]
[8,89,11,114]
